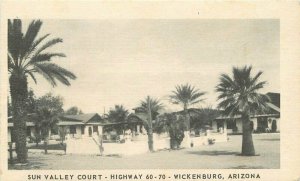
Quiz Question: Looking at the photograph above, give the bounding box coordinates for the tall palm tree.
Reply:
[169,83,206,130]
[139,96,163,152]
[8,19,76,163]
[216,66,270,156]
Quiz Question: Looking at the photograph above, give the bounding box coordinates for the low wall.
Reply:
[66,137,100,155]
[103,136,170,155]
[103,141,148,155]
[66,132,227,155]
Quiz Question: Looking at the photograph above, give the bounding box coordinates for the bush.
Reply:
[271,120,277,132]
[168,115,186,149]
[208,138,215,145]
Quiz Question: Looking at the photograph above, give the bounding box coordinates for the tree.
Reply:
[65,106,83,115]
[108,105,129,122]
[35,108,58,154]
[216,66,270,156]
[139,96,163,152]
[190,107,220,134]
[169,83,206,131]
[26,89,36,113]
[107,105,129,134]
[58,126,67,144]
[8,89,36,117]
[35,93,64,154]
[158,113,186,149]
[8,19,76,162]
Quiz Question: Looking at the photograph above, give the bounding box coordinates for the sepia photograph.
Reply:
[7,19,280,170]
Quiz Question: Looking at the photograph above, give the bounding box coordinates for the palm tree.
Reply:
[158,113,186,149]
[65,106,83,115]
[190,107,220,134]
[216,66,270,156]
[108,105,129,122]
[35,107,59,154]
[8,19,76,163]
[108,105,129,134]
[169,83,206,130]
[139,96,163,152]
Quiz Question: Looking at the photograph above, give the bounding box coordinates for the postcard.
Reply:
[1,1,300,181]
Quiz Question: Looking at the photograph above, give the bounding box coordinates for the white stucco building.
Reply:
[213,93,280,134]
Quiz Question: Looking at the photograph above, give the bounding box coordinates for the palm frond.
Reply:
[29,53,66,65]
[33,63,57,86]
[20,20,43,59]
[33,63,76,87]
[24,33,50,59]
[28,71,37,84]
[8,19,23,62]
[216,65,269,117]
[33,38,63,57]
[169,83,206,109]
[139,96,164,120]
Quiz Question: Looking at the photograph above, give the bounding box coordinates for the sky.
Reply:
[22,19,279,114]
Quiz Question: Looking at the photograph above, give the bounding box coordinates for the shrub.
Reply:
[208,138,215,145]
[271,120,277,132]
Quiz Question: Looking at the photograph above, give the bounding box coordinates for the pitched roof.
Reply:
[127,113,147,122]
[60,113,101,123]
[57,121,84,126]
[266,92,280,108]
[266,102,280,113]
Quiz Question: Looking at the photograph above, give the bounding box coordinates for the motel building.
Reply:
[8,114,36,143]
[212,93,280,134]
[7,93,279,155]
[57,113,146,139]
[8,113,145,143]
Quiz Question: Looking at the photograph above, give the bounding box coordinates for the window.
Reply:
[93,126,98,133]
[70,126,77,134]
[227,119,236,129]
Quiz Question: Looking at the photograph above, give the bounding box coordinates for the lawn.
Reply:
[8,133,279,169]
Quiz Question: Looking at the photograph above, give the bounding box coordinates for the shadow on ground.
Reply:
[186,150,240,156]
[230,165,265,169]
[257,138,280,141]
[8,160,48,170]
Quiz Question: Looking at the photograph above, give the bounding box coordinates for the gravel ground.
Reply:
[9,133,280,170]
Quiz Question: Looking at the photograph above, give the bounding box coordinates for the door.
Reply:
[88,127,92,137]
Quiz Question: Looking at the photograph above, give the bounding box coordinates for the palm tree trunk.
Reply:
[147,96,154,152]
[44,137,48,154]
[147,128,154,152]
[183,105,190,131]
[241,114,256,156]
[43,127,50,154]
[183,106,192,148]
[9,74,28,163]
